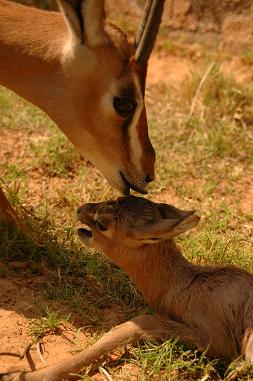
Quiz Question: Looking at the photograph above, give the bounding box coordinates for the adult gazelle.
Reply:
[0,0,165,228]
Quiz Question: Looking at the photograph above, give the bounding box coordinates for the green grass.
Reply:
[240,49,253,65]
[128,340,219,381]
[29,131,83,178]
[0,59,253,380]
[29,307,69,343]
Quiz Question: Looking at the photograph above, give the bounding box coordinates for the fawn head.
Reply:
[77,196,200,251]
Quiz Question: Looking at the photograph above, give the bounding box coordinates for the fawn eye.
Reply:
[96,221,108,232]
[113,97,136,117]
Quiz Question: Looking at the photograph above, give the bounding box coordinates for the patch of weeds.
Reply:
[29,130,83,178]
[240,49,253,65]
[1,163,28,186]
[189,120,253,162]
[147,65,253,197]
[127,340,220,381]
[180,229,253,274]
[182,64,253,121]
[0,87,53,132]
[28,307,69,343]
[224,360,253,380]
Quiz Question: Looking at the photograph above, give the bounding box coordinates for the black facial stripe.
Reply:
[123,114,134,129]
[116,85,137,139]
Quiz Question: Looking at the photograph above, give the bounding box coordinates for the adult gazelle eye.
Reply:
[96,221,108,232]
[113,97,136,117]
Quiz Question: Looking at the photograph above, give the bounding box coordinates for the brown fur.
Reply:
[2,195,253,381]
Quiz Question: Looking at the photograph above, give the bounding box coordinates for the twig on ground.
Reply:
[36,342,47,366]
[188,62,216,121]
[19,342,33,359]
[0,352,20,357]
[99,366,114,381]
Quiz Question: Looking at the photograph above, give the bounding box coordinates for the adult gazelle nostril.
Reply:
[145,174,153,183]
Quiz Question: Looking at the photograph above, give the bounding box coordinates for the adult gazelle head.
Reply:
[56,0,165,194]
[0,1,164,193]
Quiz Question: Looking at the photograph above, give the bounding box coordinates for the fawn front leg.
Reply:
[0,314,204,381]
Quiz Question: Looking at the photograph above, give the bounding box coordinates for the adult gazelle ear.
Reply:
[58,0,108,47]
[132,204,200,243]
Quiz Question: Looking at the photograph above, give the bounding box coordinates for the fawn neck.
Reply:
[110,240,196,316]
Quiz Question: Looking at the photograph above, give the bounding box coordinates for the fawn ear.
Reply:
[133,205,200,243]
[59,0,108,47]
[157,203,195,220]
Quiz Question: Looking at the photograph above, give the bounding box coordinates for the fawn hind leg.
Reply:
[0,314,205,381]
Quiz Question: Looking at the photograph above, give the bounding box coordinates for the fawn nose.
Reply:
[77,205,83,215]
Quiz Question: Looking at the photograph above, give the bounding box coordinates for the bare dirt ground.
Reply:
[0,261,88,374]
[0,262,138,379]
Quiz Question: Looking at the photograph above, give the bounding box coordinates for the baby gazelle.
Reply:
[2,196,253,381]
[77,196,253,363]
